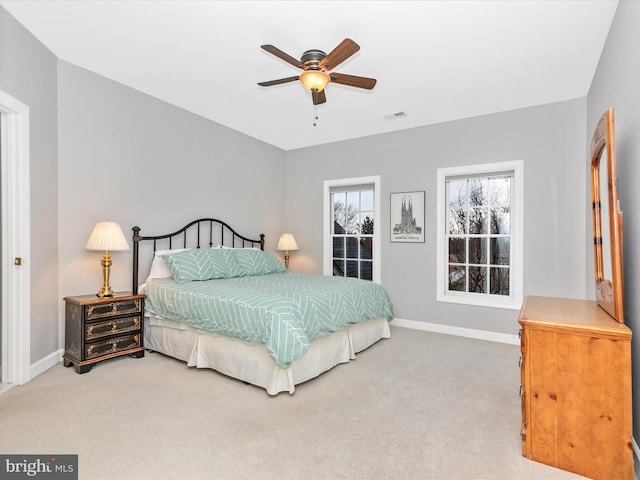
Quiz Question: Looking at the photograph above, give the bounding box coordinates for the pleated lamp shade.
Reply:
[277,233,299,252]
[85,221,129,251]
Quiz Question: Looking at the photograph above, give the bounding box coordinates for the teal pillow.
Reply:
[160,248,241,283]
[231,249,286,276]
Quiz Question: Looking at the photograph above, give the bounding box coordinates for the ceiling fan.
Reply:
[258,38,377,105]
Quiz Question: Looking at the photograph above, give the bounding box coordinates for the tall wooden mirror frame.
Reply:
[590,108,624,323]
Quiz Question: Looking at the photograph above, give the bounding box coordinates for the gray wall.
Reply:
[57,61,286,302]
[0,7,59,363]
[285,98,588,335]
[1,4,286,369]
[587,0,640,449]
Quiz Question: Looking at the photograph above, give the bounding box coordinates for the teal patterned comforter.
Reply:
[144,272,394,367]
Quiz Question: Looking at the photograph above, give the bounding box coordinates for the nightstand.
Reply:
[63,292,145,374]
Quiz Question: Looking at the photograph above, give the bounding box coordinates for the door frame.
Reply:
[0,89,31,386]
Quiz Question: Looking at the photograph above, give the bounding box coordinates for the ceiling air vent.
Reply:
[382,111,407,120]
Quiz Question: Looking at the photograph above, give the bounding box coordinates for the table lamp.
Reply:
[277,233,298,269]
[85,220,130,297]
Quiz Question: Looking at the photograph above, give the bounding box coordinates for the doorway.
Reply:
[0,88,31,389]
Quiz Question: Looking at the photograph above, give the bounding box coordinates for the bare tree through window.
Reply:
[331,190,374,281]
[446,175,511,296]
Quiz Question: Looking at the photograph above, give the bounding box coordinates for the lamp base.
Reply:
[96,286,115,298]
[96,251,115,298]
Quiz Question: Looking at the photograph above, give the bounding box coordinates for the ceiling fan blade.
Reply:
[320,38,360,71]
[329,73,377,90]
[260,45,303,69]
[312,89,327,105]
[257,76,300,87]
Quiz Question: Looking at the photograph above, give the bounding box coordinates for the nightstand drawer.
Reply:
[86,298,142,321]
[85,333,141,360]
[85,315,141,340]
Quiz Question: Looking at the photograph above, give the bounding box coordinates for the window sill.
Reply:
[437,292,522,310]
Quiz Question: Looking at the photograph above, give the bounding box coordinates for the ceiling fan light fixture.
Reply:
[299,70,330,92]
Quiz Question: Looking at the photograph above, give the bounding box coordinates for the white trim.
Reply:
[436,160,524,310]
[390,317,520,345]
[323,175,381,283]
[0,89,31,385]
[30,349,63,380]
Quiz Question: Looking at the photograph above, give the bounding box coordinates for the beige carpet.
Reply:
[0,326,586,480]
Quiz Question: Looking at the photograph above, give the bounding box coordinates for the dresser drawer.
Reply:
[85,315,141,340]
[85,333,141,360]
[86,298,142,321]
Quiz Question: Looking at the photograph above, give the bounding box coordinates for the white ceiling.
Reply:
[1,0,618,151]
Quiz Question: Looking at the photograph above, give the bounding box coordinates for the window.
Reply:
[437,161,523,309]
[324,176,381,283]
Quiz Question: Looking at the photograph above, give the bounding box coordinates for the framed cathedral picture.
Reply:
[391,191,425,243]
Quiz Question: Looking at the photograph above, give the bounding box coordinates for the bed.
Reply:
[132,218,393,395]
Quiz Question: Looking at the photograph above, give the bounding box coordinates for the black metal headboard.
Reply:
[132,218,265,294]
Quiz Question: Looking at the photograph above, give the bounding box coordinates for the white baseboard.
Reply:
[30,348,63,380]
[390,318,520,345]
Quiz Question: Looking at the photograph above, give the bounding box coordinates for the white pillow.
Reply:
[146,248,190,281]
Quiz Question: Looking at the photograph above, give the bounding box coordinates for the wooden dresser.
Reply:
[518,296,633,480]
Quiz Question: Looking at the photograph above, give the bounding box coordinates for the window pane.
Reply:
[468,207,487,234]
[347,191,359,209]
[332,259,344,277]
[333,237,344,258]
[332,193,347,233]
[489,177,510,205]
[346,260,359,278]
[490,267,510,295]
[448,180,467,209]
[490,238,510,265]
[360,238,373,260]
[360,261,373,281]
[448,208,467,235]
[448,237,466,263]
[360,213,374,234]
[468,179,488,206]
[469,266,487,293]
[448,266,466,291]
[468,237,486,264]
[490,207,510,234]
[346,236,358,258]
[361,190,374,211]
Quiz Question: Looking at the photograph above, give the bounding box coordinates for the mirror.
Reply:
[590,109,624,323]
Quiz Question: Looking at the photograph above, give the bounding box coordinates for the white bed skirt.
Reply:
[144,317,391,395]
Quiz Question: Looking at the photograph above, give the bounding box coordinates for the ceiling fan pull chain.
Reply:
[313,105,319,127]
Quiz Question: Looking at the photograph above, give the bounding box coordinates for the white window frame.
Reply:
[323,176,381,284]
[436,160,523,309]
